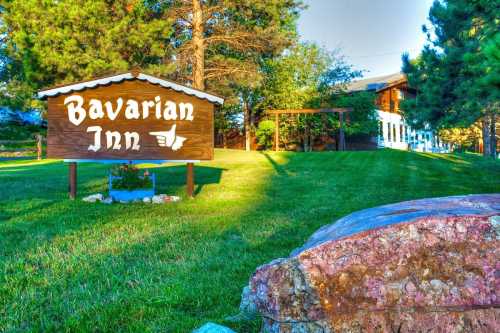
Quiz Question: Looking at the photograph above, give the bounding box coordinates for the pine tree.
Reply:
[160,0,303,91]
[157,0,303,150]
[402,0,499,158]
[0,0,175,109]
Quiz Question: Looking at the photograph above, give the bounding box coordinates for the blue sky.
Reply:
[297,0,435,78]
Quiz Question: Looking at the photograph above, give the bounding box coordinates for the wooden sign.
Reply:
[38,72,224,161]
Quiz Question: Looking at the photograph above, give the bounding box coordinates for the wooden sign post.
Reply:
[38,71,224,199]
[69,162,77,199]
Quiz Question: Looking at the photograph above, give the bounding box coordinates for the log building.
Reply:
[347,73,450,153]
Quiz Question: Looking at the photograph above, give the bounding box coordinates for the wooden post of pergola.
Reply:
[267,108,352,152]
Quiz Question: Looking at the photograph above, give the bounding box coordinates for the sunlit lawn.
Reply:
[1,149,499,332]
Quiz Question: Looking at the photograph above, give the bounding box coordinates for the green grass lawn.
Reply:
[1,149,499,332]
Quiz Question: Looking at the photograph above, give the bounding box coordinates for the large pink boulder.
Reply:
[244,194,500,332]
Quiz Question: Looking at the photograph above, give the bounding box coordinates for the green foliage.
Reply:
[438,123,483,152]
[111,163,152,190]
[158,0,304,101]
[214,104,243,136]
[254,42,364,150]
[0,0,175,110]
[1,150,499,331]
[333,92,378,136]
[402,0,499,129]
[258,42,333,110]
[480,31,500,100]
[0,124,45,140]
[255,120,275,149]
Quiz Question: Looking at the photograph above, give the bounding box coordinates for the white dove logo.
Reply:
[149,125,187,151]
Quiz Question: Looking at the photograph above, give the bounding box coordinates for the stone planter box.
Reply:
[108,173,155,201]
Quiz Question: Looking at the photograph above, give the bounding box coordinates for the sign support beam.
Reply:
[69,162,77,199]
[186,162,194,198]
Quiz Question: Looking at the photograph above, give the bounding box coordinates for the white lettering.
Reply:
[89,99,104,120]
[65,95,86,126]
[87,126,102,152]
[142,100,154,119]
[63,96,197,153]
[155,96,162,119]
[179,103,194,121]
[124,132,141,151]
[164,101,177,120]
[105,131,122,150]
[105,98,123,121]
[125,99,140,119]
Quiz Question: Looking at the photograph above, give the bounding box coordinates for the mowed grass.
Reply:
[0,149,499,332]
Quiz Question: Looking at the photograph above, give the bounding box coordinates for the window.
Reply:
[379,121,383,137]
[400,125,404,142]
[393,124,396,142]
[387,122,391,142]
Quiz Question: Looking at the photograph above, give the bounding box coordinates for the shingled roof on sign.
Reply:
[37,72,225,105]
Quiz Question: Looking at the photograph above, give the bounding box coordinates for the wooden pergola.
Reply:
[266,108,352,152]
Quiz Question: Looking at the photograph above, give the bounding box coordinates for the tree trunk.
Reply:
[482,117,491,158]
[250,110,256,136]
[490,112,497,159]
[192,0,204,90]
[304,125,310,152]
[223,132,227,149]
[244,101,251,151]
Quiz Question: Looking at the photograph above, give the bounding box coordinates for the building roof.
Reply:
[346,72,406,93]
[37,72,225,105]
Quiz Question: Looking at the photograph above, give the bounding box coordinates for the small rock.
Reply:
[192,323,236,333]
[164,195,181,203]
[143,197,152,203]
[102,197,113,204]
[151,194,180,204]
[152,194,166,204]
[82,193,104,203]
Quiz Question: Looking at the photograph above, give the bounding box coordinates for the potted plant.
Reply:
[109,163,155,201]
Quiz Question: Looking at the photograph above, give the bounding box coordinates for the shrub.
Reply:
[256,120,276,150]
[111,164,152,190]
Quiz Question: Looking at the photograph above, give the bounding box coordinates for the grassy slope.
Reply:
[0,149,499,332]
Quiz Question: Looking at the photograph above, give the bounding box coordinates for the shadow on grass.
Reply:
[146,164,226,196]
[0,162,226,258]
